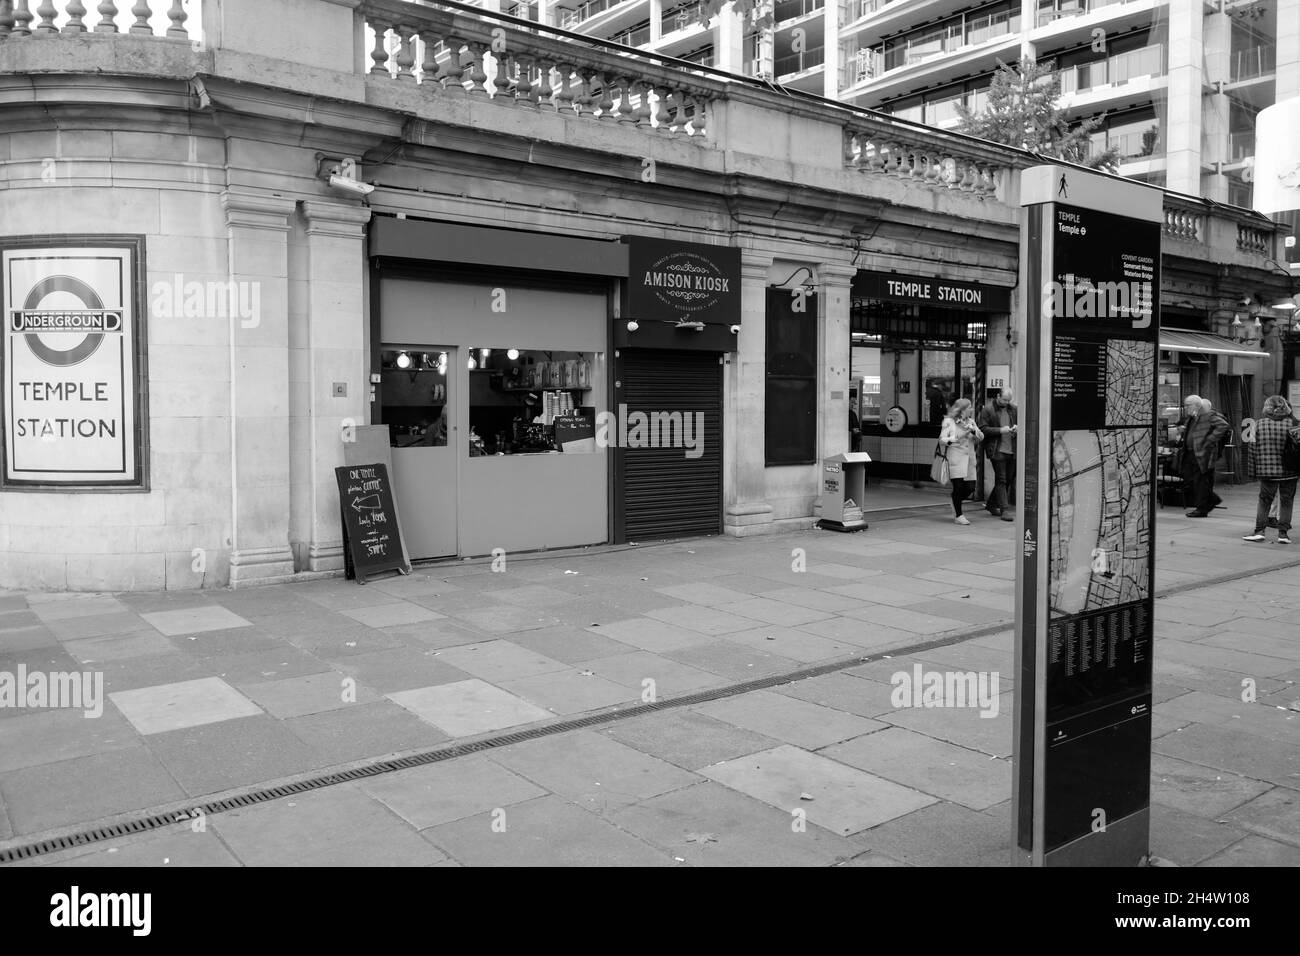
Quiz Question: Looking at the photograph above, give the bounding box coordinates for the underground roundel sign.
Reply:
[3,241,145,487]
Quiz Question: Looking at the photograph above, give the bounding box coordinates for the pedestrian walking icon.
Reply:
[1058,174,1068,198]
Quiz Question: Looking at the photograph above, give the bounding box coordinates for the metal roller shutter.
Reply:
[618,349,723,541]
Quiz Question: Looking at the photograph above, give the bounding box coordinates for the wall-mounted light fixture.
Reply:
[507,348,520,360]
[396,351,412,369]
[626,320,639,332]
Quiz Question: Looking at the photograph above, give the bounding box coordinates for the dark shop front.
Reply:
[850,269,1012,483]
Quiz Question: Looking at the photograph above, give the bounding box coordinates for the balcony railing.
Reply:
[1059,44,1164,94]
[775,0,825,24]
[1231,45,1275,83]
[841,0,900,22]
[866,7,1020,76]
[775,46,825,76]
[662,2,705,35]
[1228,130,1255,162]
[1036,0,1136,26]
[555,0,627,30]
[612,23,653,46]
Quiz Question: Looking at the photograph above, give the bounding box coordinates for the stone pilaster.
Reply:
[223,191,297,585]
[724,253,775,534]
[295,201,373,573]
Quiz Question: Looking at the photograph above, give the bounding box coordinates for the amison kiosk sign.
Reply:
[2,238,147,489]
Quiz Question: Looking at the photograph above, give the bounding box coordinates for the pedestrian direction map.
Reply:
[1104,339,1155,427]
[1049,428,1152,617]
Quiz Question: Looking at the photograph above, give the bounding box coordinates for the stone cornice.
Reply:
[301,201,374,238]
[222,192,297,231]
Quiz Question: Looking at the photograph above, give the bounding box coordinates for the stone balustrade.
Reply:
[363,0,714,137]
[843,126,1002,199]
[1163,204,1205,243]
[0,0,190,38]
[1237,223,1273,256]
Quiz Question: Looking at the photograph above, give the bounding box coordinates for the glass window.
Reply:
[381,347,450,448]
[467,348,597,457]
[922,349,956,426]
[766,288,819,465]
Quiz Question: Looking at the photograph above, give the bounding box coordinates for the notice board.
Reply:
[334,463,410,584]
[1014,166,1162,867]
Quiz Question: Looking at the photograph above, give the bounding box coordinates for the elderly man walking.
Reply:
[1178,395,1229,518]
[977,387,1017,520]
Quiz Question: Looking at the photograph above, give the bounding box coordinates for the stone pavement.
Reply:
[0,483,1297,866]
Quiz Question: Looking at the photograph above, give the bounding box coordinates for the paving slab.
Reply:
[653,583,754,607]
[1155,691,1300,743]
[879,692,1014,758]
[500,669,637,715]
[839,604,970,635]
[283,700,448,766]
[381,620,488,651]
[598,710,783,772]
[1220,787,1300,847]
[109,676,263,735]
[1199,631,1300,663]
[0,707,139,773]
[420,794,673,867]
[819,727,1011,811]
[332,647,472,694]
[38,828,241,868]
[361,755,548,830]
[795,617,919,650]
[433,641,570,683]
[140,606,253,637]
[610,781,866,866]
[773,672,899,718]
[720,627,861,664]
[644,605,768,636]
[824,584,930,607]
[700,743,936,836]
[212,785,446,866]
[583,651,723,698]
[446,606,563,634]
[1154,722,1300,790]
[63,630,179,664]
[587,618,719,653]
[30,596,130,622]
[45,612,151,642]
[760,587,867,613]
[1149,803,1252,867]
[849,800,1011,866]
[662,641,803,680]
[143,714,322,797]
[509,626,639,664]
[695,690,885,751]
[1200,835,1300,867]
[714,598,834,628]
[0,746,185,836]
[0,625,58,654]
[338,602,446,628]
[488,731,700,814]
[387,679,552,737]
[237,671,374,719]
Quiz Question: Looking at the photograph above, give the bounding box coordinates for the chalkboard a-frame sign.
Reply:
[334,463,411,584]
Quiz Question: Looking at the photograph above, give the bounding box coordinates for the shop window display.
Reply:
[467,348,595,457]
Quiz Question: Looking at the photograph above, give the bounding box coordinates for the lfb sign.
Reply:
[2,239,147,488]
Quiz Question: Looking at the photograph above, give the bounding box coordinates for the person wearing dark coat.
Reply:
[1177,395,1229,517]
[977,387,1017,521]
[1243,395,1300,544]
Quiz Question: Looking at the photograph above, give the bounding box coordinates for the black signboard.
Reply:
[334,463,410,584]
[1015,168,1162,867]
[852,269,1012,313]
[622,237,741,325]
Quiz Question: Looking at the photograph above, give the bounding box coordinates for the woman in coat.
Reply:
[939,397,984,525]
[1243,395,1300,544]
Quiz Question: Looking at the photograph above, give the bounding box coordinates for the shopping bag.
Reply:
[930,442,951,486]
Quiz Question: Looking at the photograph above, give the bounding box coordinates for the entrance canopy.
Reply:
[1159,329,1268,359]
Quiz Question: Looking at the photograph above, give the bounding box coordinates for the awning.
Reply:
[1159,329,1267,359]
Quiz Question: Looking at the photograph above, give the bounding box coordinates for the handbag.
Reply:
[930,441,951,486]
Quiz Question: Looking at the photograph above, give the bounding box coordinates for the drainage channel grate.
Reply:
[0,620,1012,865]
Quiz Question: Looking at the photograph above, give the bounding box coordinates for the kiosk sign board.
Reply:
[2,237,147,489]
[335,463,411,584]
[1013,166,1162,866]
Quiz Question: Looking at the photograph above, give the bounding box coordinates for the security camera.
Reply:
[328,174,374,197]
[730,325,741,334]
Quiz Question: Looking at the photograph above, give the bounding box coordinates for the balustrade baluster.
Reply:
[35,0,56,33]
[536,62,555,110]
[166,0,186,38]
[688,95,706,135]
[395,27,416,82]
[490,48,509,98]
[866,139,885,172]
[595,73,615,120]
[632,81,652,127]
[575,69,596,117]
[13,0,33,37]
[909,150,925,179]
[0,1,14,40]
[554,65,575,113]
[466,42,489,96]
[368,21,391,75]
[64,1,89,33]
[653,85,672,131]
[442,37,467,93]
[515,56,536,106]
[843,131,858,167]
[616,76,636,123]
[419,31,439,85]
[130,1,153,34]
[95,1,119,33]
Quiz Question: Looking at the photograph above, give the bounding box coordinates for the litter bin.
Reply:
[817,451,872,533]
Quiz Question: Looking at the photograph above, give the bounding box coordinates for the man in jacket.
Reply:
[977,387,1017,520]
[1178,394,1229,517]
[1243,395,1300,544]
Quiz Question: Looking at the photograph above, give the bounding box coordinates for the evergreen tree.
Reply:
[956,57,1121,172]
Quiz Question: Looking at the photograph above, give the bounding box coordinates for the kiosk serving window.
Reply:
[465,348,596,457]
[381,348,449,447]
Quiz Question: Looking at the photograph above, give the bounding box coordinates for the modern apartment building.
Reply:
[491,0,1299,208]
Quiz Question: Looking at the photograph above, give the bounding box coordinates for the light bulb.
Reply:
[507,349,520,361]
[467,357,476,370]
[396,351,412,369]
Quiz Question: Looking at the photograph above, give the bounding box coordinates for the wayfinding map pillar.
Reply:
[1012,166,1163,866]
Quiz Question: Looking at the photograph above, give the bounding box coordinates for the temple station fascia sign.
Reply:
[852,270,1012,313]
[621,237,741,326]
[2,237,148,490]
[1013,166,1163,867]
